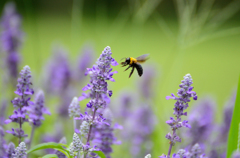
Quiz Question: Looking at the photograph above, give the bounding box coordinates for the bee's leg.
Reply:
[129,67,135,78]
[124,65,131,71]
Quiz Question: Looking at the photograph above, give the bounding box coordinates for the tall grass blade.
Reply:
[227,75,240,158]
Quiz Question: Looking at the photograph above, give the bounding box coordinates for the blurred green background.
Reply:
[0,0,240,157]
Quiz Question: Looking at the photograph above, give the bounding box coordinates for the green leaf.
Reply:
[27,142,71,158]
[92,151,106,158]
[227,75,240,158]
[42,154,58,158]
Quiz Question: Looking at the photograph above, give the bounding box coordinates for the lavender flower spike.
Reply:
[165,74,197,158]
[29,90,51,127]
[5,65,34,142]
[28,90,50,148]
[68,97,80,118]
[69,133,83,157]
[12,142,27,158]
[77,46,118,139]
[76,46,118,158]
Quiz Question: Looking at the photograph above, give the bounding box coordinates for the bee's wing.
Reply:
[136,54,149,63]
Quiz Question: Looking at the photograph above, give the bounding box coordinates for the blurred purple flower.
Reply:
[92,109,120,158]
[219,92,236,142]
[164,74,197,157]
[171,144,207,158]
[41,124,64,154]
[208,92,236,158]
[44,46,71,95]
[29,90,51,127]
[75,45,95,82]
[6,142,15,158]
[186,97,216,146]
[5,65,34,141]
[0,126,7,157]
[119,92,133,118]
[55,137,67,158]
[231,151,240,158]
[0,2,23,79]
[0,100,7,125]
[130,105,155,157]
[139,65,156,99]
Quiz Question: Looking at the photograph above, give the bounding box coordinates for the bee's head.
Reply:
[120,57,130,66]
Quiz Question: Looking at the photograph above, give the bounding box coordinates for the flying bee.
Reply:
[121,54,149,78]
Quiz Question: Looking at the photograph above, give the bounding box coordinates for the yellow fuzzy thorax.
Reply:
[130,57,137,65]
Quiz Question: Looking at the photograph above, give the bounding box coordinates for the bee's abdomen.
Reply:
[135,63,143,77]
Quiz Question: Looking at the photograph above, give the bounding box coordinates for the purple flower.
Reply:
[44,46,71,95]
[172,144,207,158]
[118,92,134,118]
[69,133,83,157]
[92,109,119,158]
[129,105,155,157]
[0,126,7,157]
[79,46,118,109]
[77,46,118,122]
[29,90,51,127]
[55,137,67,158]
[185,97,215,146]
[6,142,15,158]
[5,65,34,141]
[76,46,118,157]
[75,45,95,81]
[231,151,240,158]
[12,142,27,158]
[6,128,27,138]
[0,100,7,125]
[139,65,156,99]
[0,2,23,79]
[220,92,236,141]
[164,74,197,157]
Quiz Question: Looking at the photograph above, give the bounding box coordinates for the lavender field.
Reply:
[0,0,240,158]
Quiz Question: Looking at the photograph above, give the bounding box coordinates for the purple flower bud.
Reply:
[68,97,80,118]
[12,142,27,158]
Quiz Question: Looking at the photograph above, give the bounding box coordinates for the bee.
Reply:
[121,54,149,78]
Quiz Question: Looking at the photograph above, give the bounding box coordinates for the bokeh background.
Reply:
[0,0,240,157]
